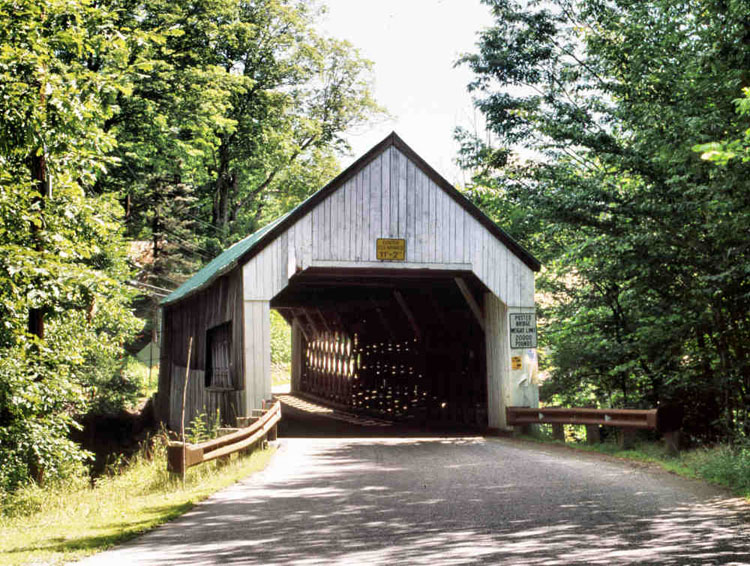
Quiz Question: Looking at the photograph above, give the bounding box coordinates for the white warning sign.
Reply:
[509,312,537,349]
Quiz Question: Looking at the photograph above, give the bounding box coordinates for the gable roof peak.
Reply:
[162,132,540,306]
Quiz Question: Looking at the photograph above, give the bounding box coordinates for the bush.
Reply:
[186,410,221,443]
[686,444,750,495]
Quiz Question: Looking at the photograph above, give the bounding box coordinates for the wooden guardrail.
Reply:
[506,405,683,453]
[168,399,281,475]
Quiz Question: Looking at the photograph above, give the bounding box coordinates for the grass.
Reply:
[0,437,276,566]
[516,428,750,499]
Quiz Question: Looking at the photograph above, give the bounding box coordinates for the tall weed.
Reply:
[686,443,750,495]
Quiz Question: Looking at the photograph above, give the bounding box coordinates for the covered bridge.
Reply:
[156,133,541,433]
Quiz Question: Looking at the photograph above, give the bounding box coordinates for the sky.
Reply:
[317,0,493,186]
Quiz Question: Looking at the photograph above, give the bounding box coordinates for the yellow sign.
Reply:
[511,356,523,370]
[376,238,406,261]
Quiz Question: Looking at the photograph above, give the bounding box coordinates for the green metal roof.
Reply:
[161,210,291,306]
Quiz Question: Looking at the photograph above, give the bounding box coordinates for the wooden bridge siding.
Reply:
[167,365,243,432]
[159,269,244,428]
[238,145,536,419]
[241,146,534,308]
[484,294,511,430]
[242,300,272,415]
[290,318,305,392]
[295,289,487,426]
[302,146,533,308]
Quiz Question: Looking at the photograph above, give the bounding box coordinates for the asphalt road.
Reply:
[76,410,750,565]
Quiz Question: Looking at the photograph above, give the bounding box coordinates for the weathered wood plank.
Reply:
[484,293,509,430]
[343,177,351,261]
[398,146,408,238]
[370,154,382,256]
[410,162,420,263]
[381,148,391,238]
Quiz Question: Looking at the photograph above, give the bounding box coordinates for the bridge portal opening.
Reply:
[272,268,488,429]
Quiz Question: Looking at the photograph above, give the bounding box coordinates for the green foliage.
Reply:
[0,0,140,492]
[270,310,291,366]
[459,0,750,442]
[186,409,221,443]
[695,87,750,165]
[686,443,750,495]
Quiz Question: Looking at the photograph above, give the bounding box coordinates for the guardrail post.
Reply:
[552,423,565,441]
[167,443,204,475]
[585,425,601,444]
[619,429,637,450]
[663,430,680,455]
[268,424,277,441]
[656,405,683,455]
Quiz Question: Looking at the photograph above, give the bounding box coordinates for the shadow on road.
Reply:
[94,432,750,565]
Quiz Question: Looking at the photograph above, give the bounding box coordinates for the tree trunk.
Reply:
[212,139,234,231]
[28,151,46,340]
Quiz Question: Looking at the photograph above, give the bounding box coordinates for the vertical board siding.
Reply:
[416,165,427,263]
[427,179,436,262]
[360,162,370,260]
[381,149,390,238]
[484,293,511,430]
[243,300,271,413]
[290,319,305,392]
[162,142,540,432]
[168,365,205,432]
[243,236,289,301]
[160,268,243,429]
[300,146,534,308]
[343,177,351,260]
[369,154,382,257]
[398,147,407,237]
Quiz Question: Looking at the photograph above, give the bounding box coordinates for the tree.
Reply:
[458,0,750,441]
[695,88,750,165]
[106,0,381,259]
[0,0,139,490]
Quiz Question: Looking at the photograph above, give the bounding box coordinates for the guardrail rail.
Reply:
[506,405,682,453]
[168,399,281,475]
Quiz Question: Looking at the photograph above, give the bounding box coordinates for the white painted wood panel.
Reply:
[349,176,356,260]
[243,235,289,301]
[381,149,390,238]
[428,178,437,262]
[398,148,408,238]
[243,300,271,413]
[484,292,509,430]
[301,212,312,269]
[369,154,381,258]
[343,177,351,261]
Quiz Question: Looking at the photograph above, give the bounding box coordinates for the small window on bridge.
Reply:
[206,322,232,389]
